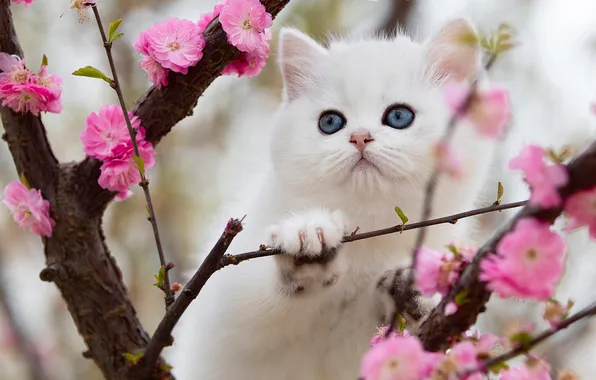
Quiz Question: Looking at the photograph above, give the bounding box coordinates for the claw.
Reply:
[316,227,325,245]
[298,230,306,251]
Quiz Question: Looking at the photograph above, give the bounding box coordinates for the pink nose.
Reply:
[350,131,374,152]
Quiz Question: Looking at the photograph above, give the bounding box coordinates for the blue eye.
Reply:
[318,110,346,135]
[382,104,415,129]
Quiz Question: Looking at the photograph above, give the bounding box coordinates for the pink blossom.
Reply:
[69,0,96,23]
[450,341,481,379]
[139,18,205,74]
[500,360,551,380]
[564,186,596,239]
[140,56,169,88]
[415,246,459,297]
[0,53,62,116]
[360,335,427,380]
[509,145,569,208]
[115,190,133,202]
[98,141,156,192]
[480,218,566,300]
[11,0,35,7]
[444,301,458,316]
[81,105,145,160]
[3,181,55,237]
[370,325,400,347]
[198,0,228,33]
[433,141,463,179]
[443,81,510,139]
[543,299,573,328]
[219,0,272,53]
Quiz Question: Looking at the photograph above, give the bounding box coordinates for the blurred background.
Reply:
[1,0,596,379]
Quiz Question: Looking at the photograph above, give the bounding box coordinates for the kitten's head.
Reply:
[271,20,481,199]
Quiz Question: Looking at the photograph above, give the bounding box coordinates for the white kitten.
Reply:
[171,20,497,380]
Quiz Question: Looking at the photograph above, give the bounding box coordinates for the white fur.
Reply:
[171,21,497,379]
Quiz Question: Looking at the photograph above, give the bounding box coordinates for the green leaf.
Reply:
[153,265,166,288]
[509,331,532,348]
[160,363,173,372]
[446,244,462,259]
[394,206,409,225]
[496,181,504,205]
[108,18,123,42]
[72,66,112,84]
[41,54,48,67]
[132,155,145,177]
[111,32,124,42]
[455,289,470,306]
[488,360,510,374]
[123,352,144,365]
[397,314,407,333]
[19,173,30,190]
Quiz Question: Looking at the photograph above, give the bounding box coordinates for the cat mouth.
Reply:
[353,156,379,172]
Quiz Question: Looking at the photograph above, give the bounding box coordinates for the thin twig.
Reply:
[132,218,244,375]
[385,52,498,337]
[219,200,527,269]
[91,5,174,308]
[459,301,596,378]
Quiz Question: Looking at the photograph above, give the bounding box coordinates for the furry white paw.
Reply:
[267,209,348,295]
[374,268,436,332]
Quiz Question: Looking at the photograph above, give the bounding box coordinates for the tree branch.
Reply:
[376,0,414,37]
[416,140,596,352]
[462,301,596,377]
[219,200,527,268]
[130,218,244,375]
[78,0,291,216]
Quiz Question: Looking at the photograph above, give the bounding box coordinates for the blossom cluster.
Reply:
[80,105,156,198]
[0,53,62,116]
[11,0,34,7]
[437,81,511,180]
[362,328,553,380]
[133,0,272,88]
[3,182,54,237]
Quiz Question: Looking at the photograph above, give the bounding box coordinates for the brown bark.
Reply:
[0,1,290,379]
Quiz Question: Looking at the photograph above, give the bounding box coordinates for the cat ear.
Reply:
[424,19,481,82]
[278,28,328,101]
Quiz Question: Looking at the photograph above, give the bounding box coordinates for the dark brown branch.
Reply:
[376,0,414,37]
[91,4,174,309]
[131,218,244,375]
[0,0,58,198]
[219,200,527,268]
[0,2,171,379]
[417,140,596,352]
[78,0,291,216]
[0,251,49,380]
[461,301,596,377]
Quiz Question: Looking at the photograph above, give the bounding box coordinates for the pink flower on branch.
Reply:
[443,81,510,139]
[564,185,596,239]
[69,0,97,23]
[3,182,55,237]
[11,0,35,7]
[219,0,272,53]
[360,335,427,380]
[415,246,460,297]
[0,53,62,116]
[136,18,205,75]
[80,104,145,160]
[98,140,156,193]
[509,144,569,208]
[480,218,566,301]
